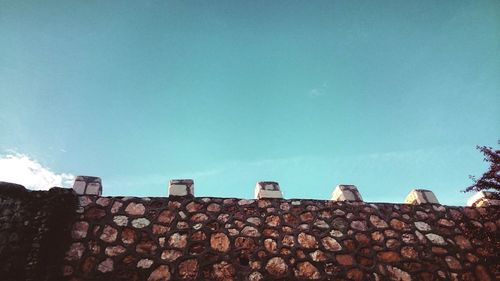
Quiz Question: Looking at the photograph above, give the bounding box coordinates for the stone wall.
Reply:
[62,195,499,281]
[0,182,498,281]
[0,182,77,281]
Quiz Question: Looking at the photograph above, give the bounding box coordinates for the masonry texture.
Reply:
[0,182,77,281]
[1,183,499,281]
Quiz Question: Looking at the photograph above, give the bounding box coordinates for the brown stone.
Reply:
[372,231,384,242]
[122,255,135,265]
[125,202,145,215]
[96,197,110,206]
[186,202,203,213]
[100,225,118,243]
[71,221,89,239]
[310,250,327,262]
[347,268,364,281]
[161,249,182,261]
[169,233,187,248]
[455,235,472,250]
[445,256,462,270]
[266,215,281,227]
[355,233,370,245]
[390,219,410,231]
[122,228,136,244]
[111,201,123,213]
[191,213,209,222]
[207,203,221,212]
[264,238,277,253]
[300,212,314,222]
[235,237,255,250]
[265,257,288,277]
[298,232,318,249]
[105,245,126,256]
[85,207,106,220]
[351,220,367,231]
[336,254,354,266]
[386,239,401,249]
[247,217,261,225]
[65,242,85,261]
[152,224,168,235]
[157,210,175,224]
[211,261,235,281]
[370,215,388,228]
[148,265,171,281]
[97,258,114,273]
[344,239,356,251]
[332,217,347,230]
[282,235,295,247]
[81,256,97,273]
[401,246,417,259]
[178,259,199,280]
[192,230,206,241]
[263,228,279,237]
[313,219,329,229]
[241,226,260,237]
[210,232,230,252]
[283,213,299,225]
[431,247,448,255]
[438,218,454,227]
[136,240,157,255]
[295,262,320,279]
[377,251,400,262]
[321,236,342,251]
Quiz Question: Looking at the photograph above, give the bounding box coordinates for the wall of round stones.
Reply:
[0,184,78,281]
[64,196,499,281]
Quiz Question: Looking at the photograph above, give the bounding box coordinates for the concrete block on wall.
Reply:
[467,191,500,207]
[405,189,439,204]
[72,176,102,196]
[169,179,194,197]
[255,181,283,199]
[331,185,363,202]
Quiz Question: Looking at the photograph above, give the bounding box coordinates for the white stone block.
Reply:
[169,179,194,197]
[86,182,102,195]
[255,181,283,199]
[72,176,102,196]
[405,189,439,205]
[331,185,363,202]
[72,180,87,195]
[467,191,500,207]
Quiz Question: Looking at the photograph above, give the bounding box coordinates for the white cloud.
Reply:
[0,153,74,190]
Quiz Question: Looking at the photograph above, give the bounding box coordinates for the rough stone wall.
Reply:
[63,195,499,281]
[0,182,77,281]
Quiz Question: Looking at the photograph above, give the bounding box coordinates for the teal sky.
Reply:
[1,0,499,205]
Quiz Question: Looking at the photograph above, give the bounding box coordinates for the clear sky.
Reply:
[1,0,499,205]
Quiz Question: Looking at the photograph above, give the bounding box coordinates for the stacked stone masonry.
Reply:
[0,182,77,281]
[64,196,499,281]
[1,183,499,281]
